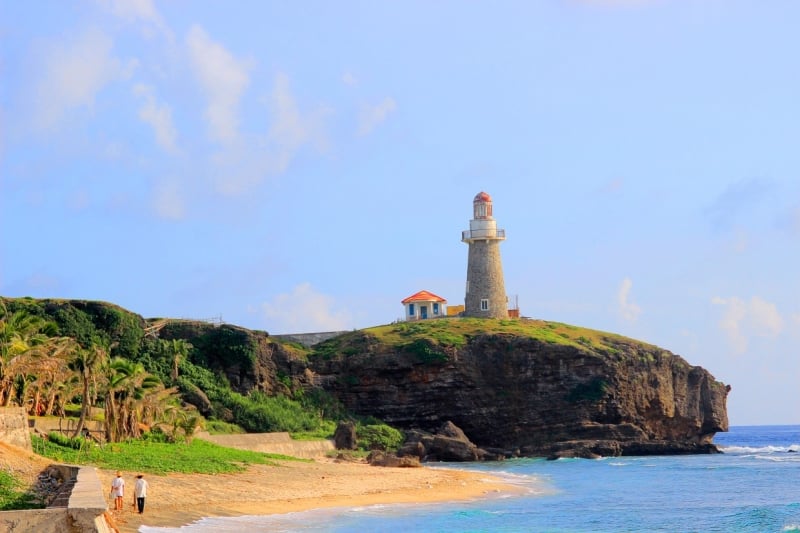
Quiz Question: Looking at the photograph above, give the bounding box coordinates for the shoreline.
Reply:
[100,459,528,532]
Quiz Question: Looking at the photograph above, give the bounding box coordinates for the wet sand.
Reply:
[99,459,525,532]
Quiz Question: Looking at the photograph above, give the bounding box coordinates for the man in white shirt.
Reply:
[133,474,149,514]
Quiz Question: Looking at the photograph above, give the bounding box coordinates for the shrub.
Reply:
[47,431,86,450]
[404,339,448,363]
[357,424,404,451]
[567,378,608,403]
[205,420,246,435]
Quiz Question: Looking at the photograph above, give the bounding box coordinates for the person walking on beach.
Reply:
[133,474,148,514]
[110,471,125,511]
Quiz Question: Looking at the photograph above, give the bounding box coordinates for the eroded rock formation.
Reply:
[309,332,730,458]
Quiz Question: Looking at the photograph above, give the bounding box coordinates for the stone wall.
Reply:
[0,407,32,450]
[0,466,112,533]
[0,508,71,533]
[197,431,334,459]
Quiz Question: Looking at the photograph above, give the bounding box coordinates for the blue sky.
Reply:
[2,1,798,425]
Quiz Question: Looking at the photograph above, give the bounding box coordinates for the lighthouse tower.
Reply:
[462,191,508,319]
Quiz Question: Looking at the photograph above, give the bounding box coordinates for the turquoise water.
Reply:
[142,425,800,532]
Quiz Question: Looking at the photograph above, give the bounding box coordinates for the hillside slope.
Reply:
[308,319,729,457]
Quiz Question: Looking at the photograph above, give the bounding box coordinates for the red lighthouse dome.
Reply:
[473,191,493,219]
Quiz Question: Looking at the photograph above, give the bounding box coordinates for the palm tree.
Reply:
[69,344,108,438]
[168,339,191,383]
[103,358,162,442]
[2,333,75,413]
[0,309,59,406]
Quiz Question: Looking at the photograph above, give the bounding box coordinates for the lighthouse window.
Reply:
[480,299,489,311]
[409,303,415,316]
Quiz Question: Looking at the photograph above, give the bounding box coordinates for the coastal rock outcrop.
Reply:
[398,421,504,462]
[308,329,730,458]
[333,421,357,450]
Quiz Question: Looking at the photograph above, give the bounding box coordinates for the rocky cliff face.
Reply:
[158,322,314,396]
[308,331,730,457]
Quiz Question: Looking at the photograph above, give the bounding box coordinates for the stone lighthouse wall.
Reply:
[465,239,508,319]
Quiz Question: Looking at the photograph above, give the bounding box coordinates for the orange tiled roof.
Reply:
[401,290,447,304]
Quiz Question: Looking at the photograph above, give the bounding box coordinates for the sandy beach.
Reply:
[98,458,525,532]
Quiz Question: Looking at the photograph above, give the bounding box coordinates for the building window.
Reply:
[480,299,489,311]
[433,303,439,315]
[409,303,415,316]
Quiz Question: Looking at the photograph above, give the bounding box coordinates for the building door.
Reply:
[420,306,428,319]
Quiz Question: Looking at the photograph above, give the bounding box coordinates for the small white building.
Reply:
[401,290,447,321]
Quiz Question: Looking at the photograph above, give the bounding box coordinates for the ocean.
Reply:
[141,425,800,533]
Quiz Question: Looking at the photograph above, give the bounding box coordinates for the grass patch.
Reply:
[0,471,43,510]
[404,338,449,363]
[364,318,643,355]
[204,420,246,435]
[309,318,665,367]
[290,420,336,440]
[31,435,303,475]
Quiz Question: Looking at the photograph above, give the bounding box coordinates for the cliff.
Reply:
[1,297,730,457]
[308,319,730,457]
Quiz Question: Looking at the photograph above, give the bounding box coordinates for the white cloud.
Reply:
[133,83,178,153]
[152,180,186,220]
[103,0,171,38]
[617,277,641,322]
[268,73,313,162]
[712,296,784,354]
[261,283,352,333]
[342,72,358,86]
[266,72,329,169]
[186,25,251,144]
[749,296,784,337]
[34,28,136,130]
[357,97,397,136]
[210,72,330,196]
[711,296,748,353]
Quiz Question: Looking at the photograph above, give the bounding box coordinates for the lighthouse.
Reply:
[462,191,508,319]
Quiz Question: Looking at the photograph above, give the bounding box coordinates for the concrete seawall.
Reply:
[0,465,112,533]
[196,431,334,459]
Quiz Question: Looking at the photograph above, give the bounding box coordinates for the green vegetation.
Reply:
[567,378,609,403]
[211,391,323,433]
[357,423,404,451]
[1,296,664,472]
[0,297,345,441]
[204,419,246,435]
[290,420,338,441]
[1,296,655,440]
[47,431,88,450]
[0,471,44,510]
[31,435,302,474]
[362,317,644,356]
[404,338,449,363]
